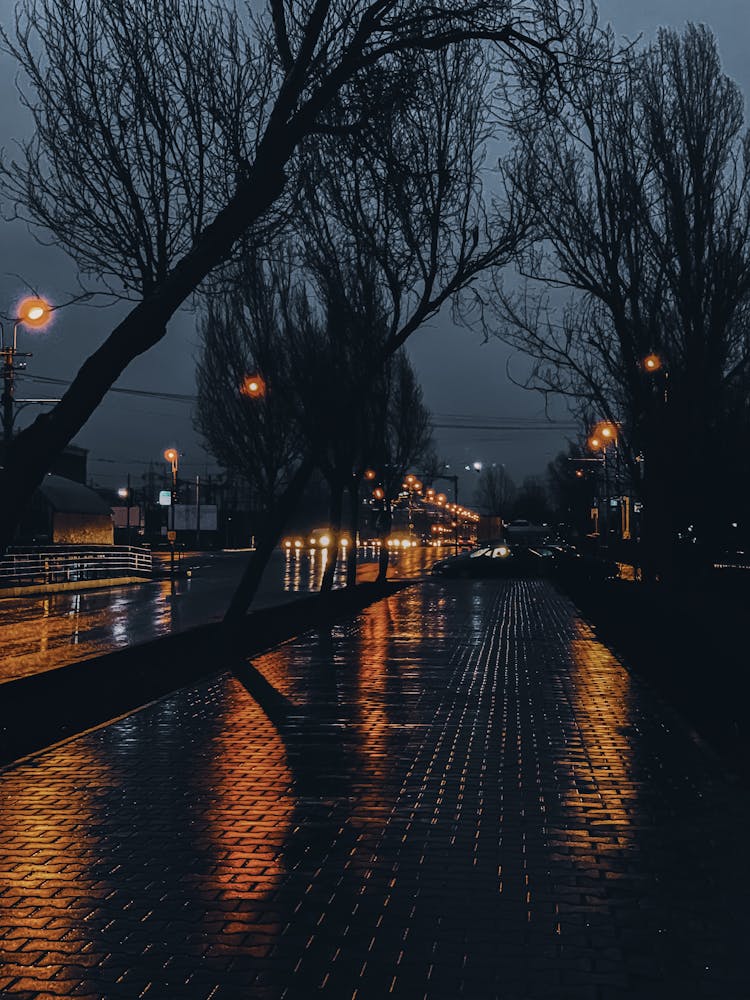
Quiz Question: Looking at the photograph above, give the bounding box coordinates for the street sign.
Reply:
[167,530,177,542]
[173,504,218,531]
[158,490,172,506]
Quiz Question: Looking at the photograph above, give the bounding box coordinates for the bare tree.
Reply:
[546,445,595,538]
[494,24,750,577]
[474,465,517,516]
[0,0,588,550]
[281,259,390,593]
[196,242,433,605]
[195,251,313,601]
[218,36,540,617]
[512,474,551,523]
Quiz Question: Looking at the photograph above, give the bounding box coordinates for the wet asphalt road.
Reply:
[0,545,445,683]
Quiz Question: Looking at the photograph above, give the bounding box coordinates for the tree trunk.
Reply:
[346,476,360,588]
[640,450,674,585]
[320,479,344,593]
[223,458,313,626]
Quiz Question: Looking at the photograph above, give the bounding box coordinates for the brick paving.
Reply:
[0,579,747,999]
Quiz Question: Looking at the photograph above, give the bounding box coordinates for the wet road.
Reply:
[0,578,745,998]
[0,545,445,683]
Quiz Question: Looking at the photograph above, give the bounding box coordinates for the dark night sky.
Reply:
[0,2,747,500]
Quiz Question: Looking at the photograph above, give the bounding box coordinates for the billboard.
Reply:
[172,504,218,531]
[112,505,142,528]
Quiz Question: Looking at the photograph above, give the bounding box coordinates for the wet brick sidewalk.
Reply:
[0,579,747,999]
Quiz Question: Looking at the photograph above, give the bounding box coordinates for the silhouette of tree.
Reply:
[474,465,516,516]
[511,475,552,523]
[495,24,750,578]
[195,248,433,610]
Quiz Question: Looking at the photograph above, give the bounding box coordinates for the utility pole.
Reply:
[195,474,201,551]
[1,299,56,450]
[126,472,131,547]
[1,348,14,447]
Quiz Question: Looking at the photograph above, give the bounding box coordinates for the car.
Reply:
[431,542,568,579]
[432,543,517,578]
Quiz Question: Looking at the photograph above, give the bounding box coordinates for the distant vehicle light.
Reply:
[319,534,331,547]
[284,540,292,548]
[294,539,302,548]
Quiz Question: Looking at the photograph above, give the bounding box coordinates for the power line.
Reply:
[21,373,196,404]
[22,374,579,431]
[433,422,577,431]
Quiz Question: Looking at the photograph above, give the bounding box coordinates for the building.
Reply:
[16,474,114,545]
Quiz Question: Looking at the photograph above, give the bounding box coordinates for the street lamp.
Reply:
[163,448,179,575]
[642,351,669,406]
[1,296,53,445]
[588,422,618,549]
[240,373,266,398]
[118,475,138,547]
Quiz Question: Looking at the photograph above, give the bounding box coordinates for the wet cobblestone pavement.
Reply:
[0,579,747,999]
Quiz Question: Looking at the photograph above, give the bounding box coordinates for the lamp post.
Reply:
[163,448,179,576]
[640,352,670,579]
[588,422,618,551]
[117,474,133,547]
[1,297,53,446]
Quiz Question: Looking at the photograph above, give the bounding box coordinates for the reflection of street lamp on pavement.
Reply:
[1,297,55,445]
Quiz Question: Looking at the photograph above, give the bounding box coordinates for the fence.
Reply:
[0,545,153,589]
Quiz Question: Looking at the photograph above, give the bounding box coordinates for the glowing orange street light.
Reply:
[372,486,385,500]
[364,468,376,480]
[643,353,663,372]
[595,421,617,443]
[405,474,416,486]
[240,373,266,398]
[17,296,52,329]
[436,493,447,504]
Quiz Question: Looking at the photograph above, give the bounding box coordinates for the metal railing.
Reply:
[0,545,153,589]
